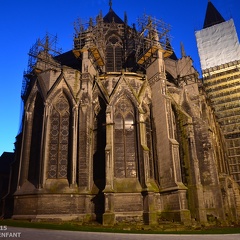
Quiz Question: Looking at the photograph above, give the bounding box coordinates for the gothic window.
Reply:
[172,108,177,140]
[114,97,136,178]
[105,35,122,72]
[146,117,155,179]
[93,97,106,190]
[48,94,70,179]
[28,93,44,184]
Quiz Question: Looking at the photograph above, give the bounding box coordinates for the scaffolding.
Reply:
[135,14,172,67]
[73,13,173,71]
[204,60,240,183]
[27,33,62,73]
[204,62,240,120]
[21,33,62,100]
[73,16,105,69]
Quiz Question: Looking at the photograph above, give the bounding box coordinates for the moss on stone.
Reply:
[145,179,159,192]
[103,213,115,226]
[113,178,142,193]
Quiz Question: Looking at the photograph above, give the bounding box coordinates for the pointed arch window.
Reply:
[106,35,122,72]
[145,117,155,179]
[28,92,44,184]
[114,97,136,178]
[48,94,70,179]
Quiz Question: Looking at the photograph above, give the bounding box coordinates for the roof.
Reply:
[166,39,178,60]
[203,1,225,28]
[169,51,178,61]
[54,50,82,70]
[103,8,124,24]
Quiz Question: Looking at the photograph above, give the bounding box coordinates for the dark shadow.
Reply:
[28,93,44,187]
[92,97,106,223]
[91,192,105,223]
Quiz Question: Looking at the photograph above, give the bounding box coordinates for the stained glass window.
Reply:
[105,35,122,72]
[48,95,70,179]
[114,97,136,178]
[146,117,155,179]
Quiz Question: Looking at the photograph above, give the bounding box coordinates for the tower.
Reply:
[196,1,240,183]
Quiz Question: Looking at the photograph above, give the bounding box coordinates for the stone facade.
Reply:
[4,5,240,226]
[0,152,15,217]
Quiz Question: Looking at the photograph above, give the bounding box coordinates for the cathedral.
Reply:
[2,1,240,225]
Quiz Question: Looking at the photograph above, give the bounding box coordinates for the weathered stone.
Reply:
[2,2,240,227]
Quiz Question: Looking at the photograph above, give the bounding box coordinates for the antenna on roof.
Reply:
[109,0,112,10]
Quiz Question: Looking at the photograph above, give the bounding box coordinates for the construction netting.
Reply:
[195,19,240,70]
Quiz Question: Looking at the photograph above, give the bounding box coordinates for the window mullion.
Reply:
[123,117,127,177]
[57,115,61,178]
[113,46,116,72]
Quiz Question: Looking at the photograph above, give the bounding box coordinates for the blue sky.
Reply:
[0,0,240,155]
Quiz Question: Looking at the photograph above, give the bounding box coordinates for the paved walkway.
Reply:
[2,227,240,240]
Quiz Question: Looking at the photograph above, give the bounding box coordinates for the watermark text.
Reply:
[0,226,22,238]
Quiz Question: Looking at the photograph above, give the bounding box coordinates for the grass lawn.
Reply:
[0,219,240,234]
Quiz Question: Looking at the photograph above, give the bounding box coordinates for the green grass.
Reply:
[0,219,240,234]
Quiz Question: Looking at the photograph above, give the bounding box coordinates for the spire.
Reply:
[124,11,128,25]
[103,1,124,24]
[180,42,186,58]
[203,1,225,28]
[109,0,112,10]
